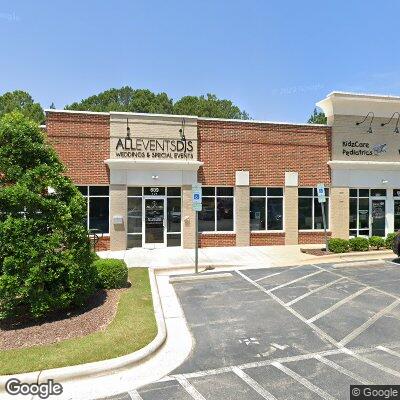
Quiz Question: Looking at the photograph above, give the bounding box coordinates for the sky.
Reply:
[1,1,400,123]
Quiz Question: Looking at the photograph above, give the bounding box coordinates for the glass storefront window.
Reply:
[298,187,329,230]
[167,198,181,233]
[77,185,109,234]
[250,187,283,231]
[395,200,400,231]
[198,187,234,232]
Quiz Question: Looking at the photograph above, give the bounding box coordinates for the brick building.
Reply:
[44,92,400,250]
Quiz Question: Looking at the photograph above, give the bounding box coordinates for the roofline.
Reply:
[198,116,327,127]
[44,108,328,128]
[324,91,400,101]
[44,109,110,116]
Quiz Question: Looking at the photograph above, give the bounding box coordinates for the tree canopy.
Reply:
[0,90,45,124]
[308,108,327,124]
[65,86,249,119]
[0,112,97,320]
[173,94,249,119]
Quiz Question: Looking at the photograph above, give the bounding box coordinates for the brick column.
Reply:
[284,172,298,245]
[110,184,127,251]
[182,185,196,249]
[235,171,250,246]
[330,187,349,239]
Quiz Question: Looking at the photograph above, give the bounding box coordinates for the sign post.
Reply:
[192,184,202,273]
[317,183,329,253]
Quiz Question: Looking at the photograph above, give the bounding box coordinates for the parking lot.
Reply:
[110,260,400,400]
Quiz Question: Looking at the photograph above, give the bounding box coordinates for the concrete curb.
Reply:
[300,249,394,263]
[169,272,233,283]
[0,268,166,391]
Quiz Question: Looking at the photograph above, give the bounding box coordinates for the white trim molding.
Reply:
[105,159,203,171]
[328,160,400,170]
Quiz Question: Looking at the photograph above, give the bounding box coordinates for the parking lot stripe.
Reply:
[175,376,207,400]
[269,270,323,292]
[307,287,370,323]
[347,350,400,378]
[271,362,337,400]
[377,346,400,358]
[236,270,342,348]
[232,366,278,400]
[314,355,372,385]
[312,264,400,301]
[128,390,144,400]
[339,299,400,346]
[286,277,345,306]
[255,272,281,282]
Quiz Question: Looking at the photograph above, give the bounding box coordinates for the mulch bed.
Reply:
[0,286,128,350]
[301,248,390,256]
[301,248,329,256]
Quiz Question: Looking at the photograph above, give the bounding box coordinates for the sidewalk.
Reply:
[98,244,395,271]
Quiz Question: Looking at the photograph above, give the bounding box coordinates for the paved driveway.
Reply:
[106,260,400,400]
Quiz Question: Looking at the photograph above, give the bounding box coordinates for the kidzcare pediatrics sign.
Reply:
[109,114,198,161]
[332,115,400,162]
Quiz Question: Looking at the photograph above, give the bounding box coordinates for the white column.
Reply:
[387,189,394,235]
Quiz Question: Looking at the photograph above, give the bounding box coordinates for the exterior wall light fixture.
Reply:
[152,175,159,180]
[381,112,400,134]
[382,179,389,184]
[126,118,131,137]
[179,118,186,141]
[356,112,374,134]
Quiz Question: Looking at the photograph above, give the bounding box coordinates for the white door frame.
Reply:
[142,196,167,249]
[369,197,387,237]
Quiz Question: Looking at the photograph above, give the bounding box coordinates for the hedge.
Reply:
[328,238,349,253]
[349,237,369,252]
[369,236,385,249]
[93,259,129,289]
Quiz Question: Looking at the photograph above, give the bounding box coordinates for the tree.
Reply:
[65,86,174,114]
[0,112,97,320]
[65,87,250,119]
[308,108,327,124]
[0,90,45,124]
[173,93,249,119]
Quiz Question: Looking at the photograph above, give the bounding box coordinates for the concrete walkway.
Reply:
[98,244,394,271]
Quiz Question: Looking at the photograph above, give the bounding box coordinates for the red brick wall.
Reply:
[199,234,236,247]
[45,111,110,184]
[250,232,285,246]
[298,231,332,245]
[198,119,331,186]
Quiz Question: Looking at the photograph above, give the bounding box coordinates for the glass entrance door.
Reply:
[371,199,386,237]
[144,199,165,247]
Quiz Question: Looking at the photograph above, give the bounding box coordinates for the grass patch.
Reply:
[0,268,157,375]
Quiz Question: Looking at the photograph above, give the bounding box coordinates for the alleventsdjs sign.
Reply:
[115,137,194,160]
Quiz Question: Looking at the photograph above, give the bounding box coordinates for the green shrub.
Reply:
[349,237,369,252]
[94,259,129,289]
[385,233,397,250]
[0,112,97,320]
[328,238,349,253]
[369,236,385,249]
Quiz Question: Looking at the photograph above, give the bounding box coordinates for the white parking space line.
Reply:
[339,299,400,346]
[286,277,346,306]
[377,346,400,358]
[307,287,370,323]
[232,366,278,400]
[176,376,207,400]
[269,270,323,292]
[255,272,281,282]
[271,362,337,400]
[347,350,400,379]
[236,270,341,348]
[314,355,372,385]
[128,391,144,400]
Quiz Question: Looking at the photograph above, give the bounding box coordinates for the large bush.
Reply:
[0,112,97,320]
[385,233,397,250]
[369,236,385,250]
[328,238,349,253]
[93,259,128,289]
[349,237,369,252]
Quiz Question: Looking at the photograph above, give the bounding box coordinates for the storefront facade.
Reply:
[45,92,400,250]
